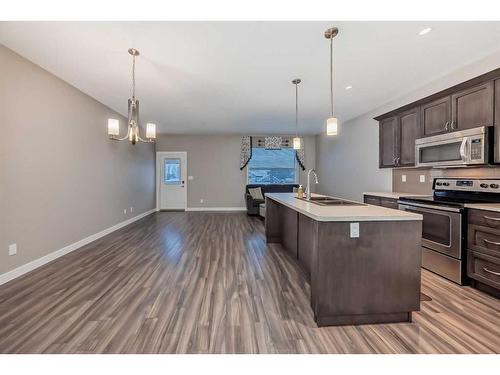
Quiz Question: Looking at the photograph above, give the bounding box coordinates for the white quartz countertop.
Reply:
[265,193,422,222]
[465,203,500,213]
[363,191,431,200]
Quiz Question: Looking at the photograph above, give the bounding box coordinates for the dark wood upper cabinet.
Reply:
[375,67,500,169]
[379,116,397,168]
[495,79,500,163]
[451,82,494,131]
[378,107,420,168]
[421,97,451,137]
[398,107,420,166]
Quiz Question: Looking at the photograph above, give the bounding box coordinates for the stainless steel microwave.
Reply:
[415,126,492,168]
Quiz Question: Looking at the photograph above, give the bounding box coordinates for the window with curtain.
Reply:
[247,148,297,184]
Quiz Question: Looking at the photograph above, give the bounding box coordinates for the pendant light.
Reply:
[108,48,156,145]
[325,27,339,136]
[292,78,302,150]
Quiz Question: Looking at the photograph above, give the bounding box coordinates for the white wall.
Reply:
[316,49,500,201]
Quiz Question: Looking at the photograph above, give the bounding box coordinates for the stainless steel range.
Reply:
[398,178,500,285]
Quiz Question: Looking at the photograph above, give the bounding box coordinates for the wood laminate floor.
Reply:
[0,212,499,354]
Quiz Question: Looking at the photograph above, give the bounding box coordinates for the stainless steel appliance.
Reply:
[399,178,500,284]
[415,126,492,168]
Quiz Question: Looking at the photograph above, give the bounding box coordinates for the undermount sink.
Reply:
[295,196,366,206]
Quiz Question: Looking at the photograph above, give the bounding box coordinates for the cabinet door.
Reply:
[379,116,398,168]
[494,80,500,163]
[379,198,399,210]
[364,195,381,206]
[421,97,451,137]
[451,81,494,131]
[398,107,420,166]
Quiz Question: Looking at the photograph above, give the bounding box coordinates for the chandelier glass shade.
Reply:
[107,48,156,145]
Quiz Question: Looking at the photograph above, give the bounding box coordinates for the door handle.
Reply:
[459,138,467,162]
[483,267,500,276]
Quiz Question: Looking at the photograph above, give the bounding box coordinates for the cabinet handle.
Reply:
[396,157,400,165]
[450,121,456,130]
[444,122,450,131]
[483,215,500,223]
[483,267,500,276]
[483,238,500,247]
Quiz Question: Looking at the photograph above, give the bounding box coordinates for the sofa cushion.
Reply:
[248,187,264,200]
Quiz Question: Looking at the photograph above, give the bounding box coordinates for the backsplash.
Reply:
[392,167,500,194]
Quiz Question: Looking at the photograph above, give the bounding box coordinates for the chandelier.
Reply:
[107,48,156,145]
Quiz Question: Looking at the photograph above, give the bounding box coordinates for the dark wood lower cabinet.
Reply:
[364,195,399,209]
[467,208,500,298]
[266,197,422,327]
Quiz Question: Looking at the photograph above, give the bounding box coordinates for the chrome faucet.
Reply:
[306,169,319,200]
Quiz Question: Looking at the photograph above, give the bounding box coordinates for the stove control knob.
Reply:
[436,182,442,186]
[442,182,450,186]
[490,184,499,189]
[480,183,489,188]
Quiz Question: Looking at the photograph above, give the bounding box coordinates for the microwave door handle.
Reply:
[459,138,467,162]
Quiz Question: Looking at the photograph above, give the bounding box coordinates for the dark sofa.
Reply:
[245,184,299,216]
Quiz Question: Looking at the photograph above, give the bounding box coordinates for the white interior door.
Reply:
[158,152,187,210]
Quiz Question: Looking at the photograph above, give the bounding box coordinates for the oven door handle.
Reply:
[398,201,461,213]
[459,137,468,162]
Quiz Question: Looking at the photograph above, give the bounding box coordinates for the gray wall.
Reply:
[316,49,500,202]
[0,45,156,275]
[156,134,316,208]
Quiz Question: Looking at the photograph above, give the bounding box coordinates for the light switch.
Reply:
[420,175,426,183]
[350,223,360,238]
[9,243,17,256]
[401,174,407,182]
[188,176,194,180]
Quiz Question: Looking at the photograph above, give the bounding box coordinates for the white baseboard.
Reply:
[0,208,156,286]
[185,207,246,212]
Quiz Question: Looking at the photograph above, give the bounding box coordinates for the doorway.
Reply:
[156,152,187,210]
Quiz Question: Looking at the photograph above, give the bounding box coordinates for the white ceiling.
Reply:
[2,21,500,135]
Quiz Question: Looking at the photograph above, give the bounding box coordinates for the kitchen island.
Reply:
[265,192,423,327]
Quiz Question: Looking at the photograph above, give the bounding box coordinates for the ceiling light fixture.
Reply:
[325,27,339,136]
[345,85,353,90]
[107,48,156,145]
[419,27,432,36]
[292,78,302,150]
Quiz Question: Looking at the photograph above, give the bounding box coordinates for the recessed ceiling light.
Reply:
[419,27,432,36]
[345,85,353,90]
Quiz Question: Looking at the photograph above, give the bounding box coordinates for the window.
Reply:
[164,158,181,185]
[247,148,297,184]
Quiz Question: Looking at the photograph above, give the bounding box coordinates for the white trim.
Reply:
[186,207,246,212]
[0,209,156,286]
[156,151,188,211]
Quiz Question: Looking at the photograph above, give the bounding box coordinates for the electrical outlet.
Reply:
[401,174,407,182]
[200,199,204,203]
[124,209,127,215]
[9,243,17,256]
[130,206,133,213]
[188,176,194,180]
[350,223,360,238]
[420,175,426,183]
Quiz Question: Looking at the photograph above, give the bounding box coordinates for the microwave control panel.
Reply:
[470,138,483,160]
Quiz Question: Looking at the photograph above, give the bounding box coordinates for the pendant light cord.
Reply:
[132,54,136,100]
[330,36,334,117]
